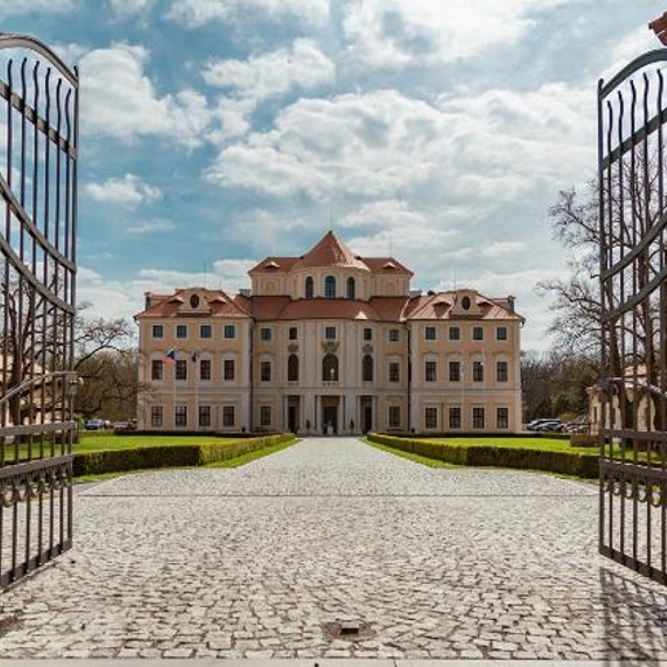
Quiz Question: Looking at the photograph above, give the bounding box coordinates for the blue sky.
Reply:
[0,0,661,349]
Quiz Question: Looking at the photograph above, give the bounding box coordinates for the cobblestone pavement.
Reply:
[0,437,666,660]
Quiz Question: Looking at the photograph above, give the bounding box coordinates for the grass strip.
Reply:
[365,438,460,468]
[366,433,599,478]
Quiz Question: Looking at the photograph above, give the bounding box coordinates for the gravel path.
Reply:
[0,437,665,660]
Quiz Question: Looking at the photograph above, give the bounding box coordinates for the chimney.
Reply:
[144,292,152,310]
[507,295,515,312]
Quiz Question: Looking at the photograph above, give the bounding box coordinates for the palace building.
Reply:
[135,231,524,434]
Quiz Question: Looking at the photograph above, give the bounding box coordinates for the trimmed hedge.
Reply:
[570,433,598,448]
[73,433,294,476]
[383,430,571,440]
[367,433,599,478]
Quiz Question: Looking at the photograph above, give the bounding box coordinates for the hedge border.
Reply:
[367,433,599,478]
[73,433,294,477]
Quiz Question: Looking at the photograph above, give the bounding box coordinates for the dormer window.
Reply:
[324,276,336,299]
[461,296,471,310]
[189,294,200,309]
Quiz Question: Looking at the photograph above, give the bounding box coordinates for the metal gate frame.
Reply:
[598,49,667,585]
[0,34,78,589]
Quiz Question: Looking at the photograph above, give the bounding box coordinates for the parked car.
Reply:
[533,420,563,432]
[113,419,137,433]
[527,418,559,431]
[84,418,106,430]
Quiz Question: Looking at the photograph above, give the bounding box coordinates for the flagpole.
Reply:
[194,352,199,432]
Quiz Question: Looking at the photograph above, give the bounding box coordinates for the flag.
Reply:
[162,348,176,364]
[191,351,200,363]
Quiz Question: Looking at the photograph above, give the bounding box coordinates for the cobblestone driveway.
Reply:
[0,437,666,660]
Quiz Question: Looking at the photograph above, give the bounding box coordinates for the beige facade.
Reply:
[135,232,524,434]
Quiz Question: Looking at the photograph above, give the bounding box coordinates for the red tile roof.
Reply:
[247,231,412,276]
[135,288,252,320]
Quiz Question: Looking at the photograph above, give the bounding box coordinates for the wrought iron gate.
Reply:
[0,34,78,589]
[598,50,667,585]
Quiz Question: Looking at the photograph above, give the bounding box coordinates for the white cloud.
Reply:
[126,219,175,234]
[0,0,73,14]
[207,90,444,198]
[604,25,657,80]
[79,43,210,147]
[208,81,595,203]
[342,0,588,69]
[204,38,334,104]
[481,241,527,258]
[167,0,329,28]
[109,0,154,14]
[84,173,162,207]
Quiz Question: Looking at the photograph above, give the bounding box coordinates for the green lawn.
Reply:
[426,437,596,453]
[74,433,240,453]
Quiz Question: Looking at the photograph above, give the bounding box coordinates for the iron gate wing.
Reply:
[0,34,78,589]
[598,49,667,586]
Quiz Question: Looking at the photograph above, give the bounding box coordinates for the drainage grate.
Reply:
[322,619,373,641]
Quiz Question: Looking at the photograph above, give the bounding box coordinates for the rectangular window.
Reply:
[425,407,437,429]
[151,359,163,381]
[363,328,372,341]
[449,406,461,429]
[260,361,271,382]
[175,359,187,380]
[152,324,163,339]
[473,407,485,429]
[200,359,211,381]
[388,329,400,342]
[175,405,187,427]
[496,327,508,341]
[289,327,298,340]
[388,406,400,428]
[325,326,336,340]
[260,328,272,342]
[199,405,211,427]
[497,407,509,429]
[496,361,508,382]
[260,405,271,427]
[224,324,236,339]
[223,405,235,427]
[200,324,212,339]
[425,326,436,341]
[473,360,484,382]
[389,362,400,383]
[473,326,484,341]
[151,405,163,427]
[425,360,437,382]
[176,324,187,339]
[449,326,460,341]
[224,359,235,381]
[449,360,461,382]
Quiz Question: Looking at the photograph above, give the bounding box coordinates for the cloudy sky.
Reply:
[1,0,661,349]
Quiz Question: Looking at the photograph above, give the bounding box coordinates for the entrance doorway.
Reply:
[321,396,339,434]
[363,406,373,433]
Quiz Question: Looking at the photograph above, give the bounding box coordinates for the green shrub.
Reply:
[570,433,598,448]
[73,434,294,477]
[367,433,599,478]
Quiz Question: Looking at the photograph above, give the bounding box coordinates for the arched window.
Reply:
[346,276,356,299]
[324,275,336,299]
[322,354,339,382]
[288,354,299,382]
[362,355,373,382]
[305,276,314,298]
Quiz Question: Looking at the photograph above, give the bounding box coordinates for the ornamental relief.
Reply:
[362,343,373,354]
[287,343,299,353]
[321,341,340,353]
